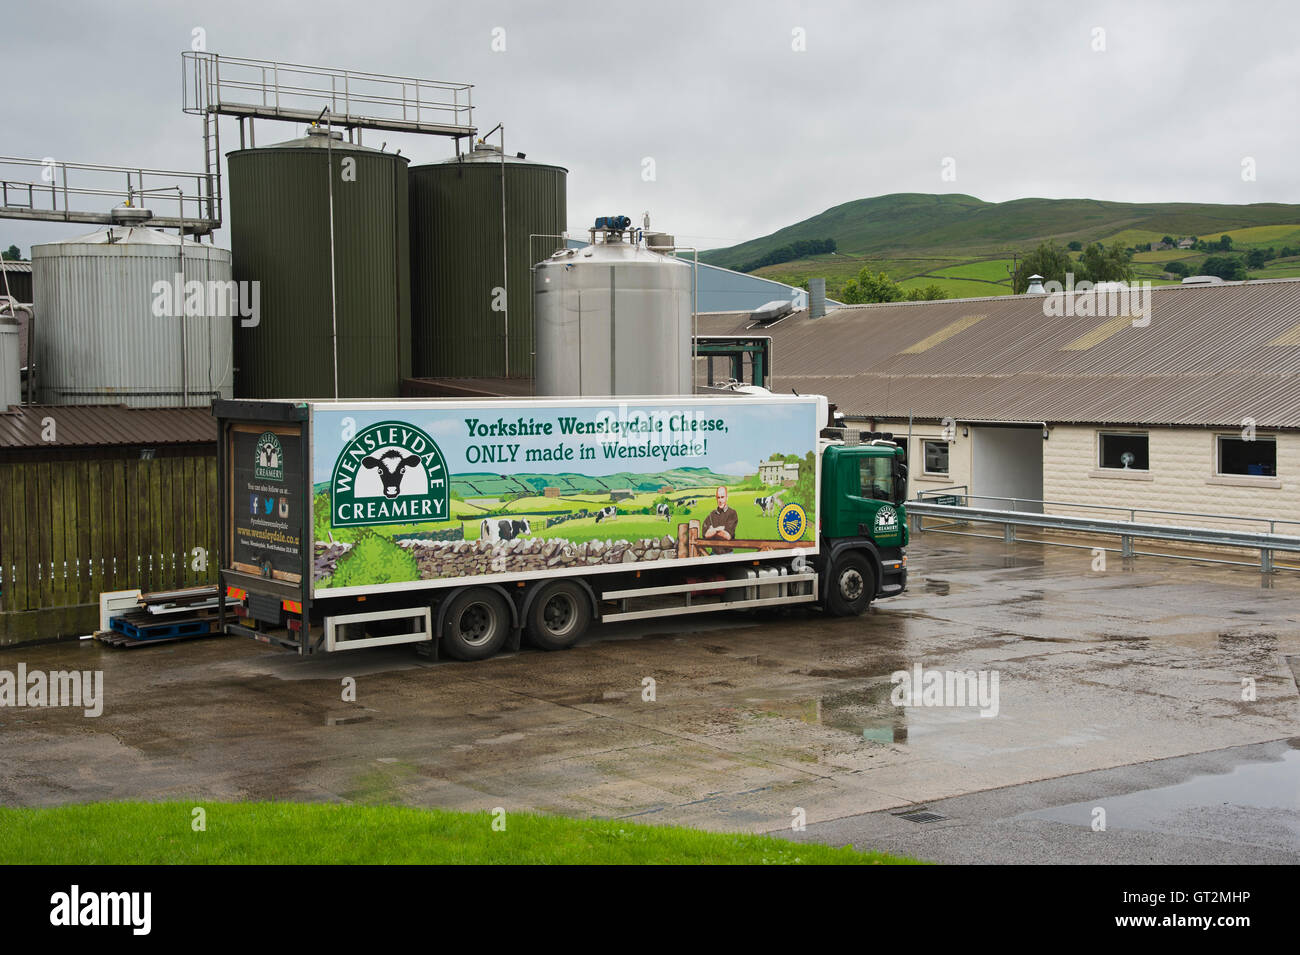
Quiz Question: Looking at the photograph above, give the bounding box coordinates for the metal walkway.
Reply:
[0,156,218,234]
[182,52,476,138]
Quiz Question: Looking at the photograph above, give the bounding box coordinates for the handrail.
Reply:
[0,156,217,233]
[182,52,474,135]
[912,488,1300,535]
[907,501,1300,574]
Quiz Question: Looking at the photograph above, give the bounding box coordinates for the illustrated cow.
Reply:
[362,449,420,498]
[481,518,531,542]
[655,502,672,521]
[594,505,618,523]
[756,494,782,516]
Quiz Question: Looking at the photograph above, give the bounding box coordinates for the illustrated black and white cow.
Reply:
[655,502,672,521]
[755,494,782,516]
[362,449,421,498]
[481,518,531,542]
[594,505,618,523]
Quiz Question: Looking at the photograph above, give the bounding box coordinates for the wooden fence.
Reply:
[675,519,806,558]
[0,455,218,617]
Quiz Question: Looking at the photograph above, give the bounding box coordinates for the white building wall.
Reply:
[859,419,1299,533]
[1042,425,1300,531]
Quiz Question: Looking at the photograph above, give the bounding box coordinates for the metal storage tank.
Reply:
[0,314,19,411]
[533,230,693,396]
[227,128,410,398]
[409,143,566,379]
[31,227,233,407]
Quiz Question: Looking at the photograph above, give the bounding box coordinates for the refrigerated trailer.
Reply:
[213,394,908,660]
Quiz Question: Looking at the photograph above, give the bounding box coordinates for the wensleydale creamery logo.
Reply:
[331,422,448,528]
[254,432,284,482]
[874,504,900,539]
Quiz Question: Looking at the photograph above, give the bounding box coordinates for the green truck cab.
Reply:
[813,437,909,615]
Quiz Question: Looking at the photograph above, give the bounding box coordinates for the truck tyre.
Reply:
[524,580,591,651]
[826,552,874,617]
[441,588,512,661]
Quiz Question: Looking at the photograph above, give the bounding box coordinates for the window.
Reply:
[922,440,950,475]
[1218,435,1276,477]
[1098,432,1149,470]
[859,456,894,502]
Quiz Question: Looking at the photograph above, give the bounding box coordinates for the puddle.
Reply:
[816,684,909,743]
[1022,748,1300,841]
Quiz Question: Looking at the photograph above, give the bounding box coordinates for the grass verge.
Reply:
[0,802,921,865]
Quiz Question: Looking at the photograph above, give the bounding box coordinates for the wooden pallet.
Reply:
[97,609,222,648]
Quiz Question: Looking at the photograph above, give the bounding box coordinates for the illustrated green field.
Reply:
[315,456,816,587]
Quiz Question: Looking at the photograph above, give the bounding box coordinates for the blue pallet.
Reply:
[110,615,215,641]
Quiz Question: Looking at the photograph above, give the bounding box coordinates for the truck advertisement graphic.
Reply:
[310,398,820,595]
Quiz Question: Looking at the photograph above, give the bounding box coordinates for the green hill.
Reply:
[702,194,1300,298]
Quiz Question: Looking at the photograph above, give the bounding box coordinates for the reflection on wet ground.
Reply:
[1023,746,1300,838]
[1,534,1298,846]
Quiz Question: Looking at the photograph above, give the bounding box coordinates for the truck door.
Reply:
[844,450,907,548]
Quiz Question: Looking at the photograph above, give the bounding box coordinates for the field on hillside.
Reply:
[898,276,1010,298]
[718,193,1300,299]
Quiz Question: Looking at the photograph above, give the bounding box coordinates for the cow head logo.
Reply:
[331,421,449,529]
[363,449,422,499]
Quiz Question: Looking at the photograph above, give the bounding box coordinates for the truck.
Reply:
[212,393,908,659]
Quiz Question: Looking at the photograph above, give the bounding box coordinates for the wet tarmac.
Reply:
[1,534,1297,862]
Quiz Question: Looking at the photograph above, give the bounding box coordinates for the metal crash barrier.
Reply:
[908,495,1300,575]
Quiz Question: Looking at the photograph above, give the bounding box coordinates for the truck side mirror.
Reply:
[893,460,908,504]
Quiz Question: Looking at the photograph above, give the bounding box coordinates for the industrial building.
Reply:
[696,279,1300,531]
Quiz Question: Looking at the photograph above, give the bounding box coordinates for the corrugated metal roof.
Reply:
[695,279,1300,428]
[0,404,217,449]
[0,261,33,273]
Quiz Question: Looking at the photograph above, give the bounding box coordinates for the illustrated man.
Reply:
[702,485,739,540]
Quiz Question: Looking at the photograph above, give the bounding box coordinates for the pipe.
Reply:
[498,127,508,378]
[482,123,509,378]
[324,109,340,399]
[178,192,187,406]
[0,301,35,404]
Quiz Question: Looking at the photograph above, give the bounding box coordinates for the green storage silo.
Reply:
[228,128,411,398]
[409,143,566,379]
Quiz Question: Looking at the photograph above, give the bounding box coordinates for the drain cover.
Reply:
[895,809,945,824]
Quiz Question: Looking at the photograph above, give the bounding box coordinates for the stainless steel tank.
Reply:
[32,227,234,407]
[533,235,693,396]
[0,314,19,411]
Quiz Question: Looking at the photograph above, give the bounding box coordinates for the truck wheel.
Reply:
[826,553,874,617]
[525,580,591,651]
[441,588,512,661]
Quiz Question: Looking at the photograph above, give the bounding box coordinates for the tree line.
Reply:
[733,238,836,273]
